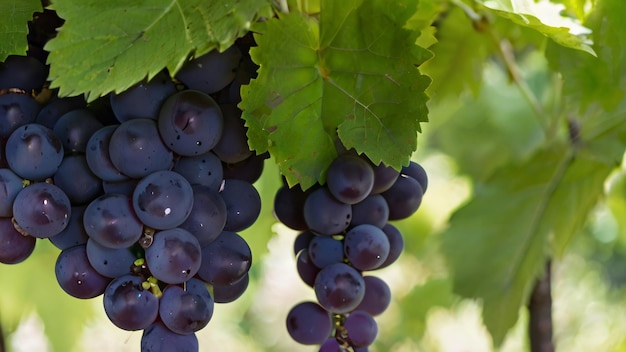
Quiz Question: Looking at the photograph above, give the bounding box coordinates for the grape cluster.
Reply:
[0,12,264,351]
[274,153,427,351]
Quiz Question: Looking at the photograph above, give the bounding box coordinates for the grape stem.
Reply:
[528,260,554,352]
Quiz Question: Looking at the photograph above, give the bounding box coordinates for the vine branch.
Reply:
[528,260,555,352]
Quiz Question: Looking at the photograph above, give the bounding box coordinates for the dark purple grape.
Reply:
[52,109,103,153]
[53,154,103,205]
[274,185,309,231]
[110,70,177,122]
[296,249,320,288]
[0,93,40,138]
[0,168,23,217]
[212,273,249,303]
[211,104,252,164]
[0,217,36,264]
[344,310,378,348]
[86,239,137,278]
[303,188,352,236]
[141,322,199,352]
[132,170,194,230]
[355,276,391,316]
[158,90,223,156]
[173,151,223,191]
[36,95,87,129]
[308,236,344,269]
[49,205,89,250]
[319,338,342,352]
[85,125,128,182]
[286,301,333,345]
[6,123,64,180]
[109,118,174,178]
[159,278,214,335]
[103,274,159,330]
[369,162,400,195]
[0,55,47,91]
[221,152,267,184]
[343,224,390,271]
[13,182,71,238]
[378,223,404,269]
[293,230,315,256]
[381,175,424,220]
[55,244,111,299]
[220,179,261,232]
[145,228,201,284]
[326,154,374,204]
[351,194,389,228]
[83,193,143,249]
[401,161,428,193]
[179,185,227,247]
[175,47,242,95]
[314,263,365,314]
[197,231,251,286]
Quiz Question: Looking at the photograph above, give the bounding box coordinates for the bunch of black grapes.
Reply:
[0,9,266,352]
[274,153,427,351]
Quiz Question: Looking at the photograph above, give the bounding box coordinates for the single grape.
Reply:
[378,223,404,269]
[274,185,309,231]
[144,228,201,284]
[344,310,378,348]
[110,70,177,122]
[103,274,159,330]
[83,193,144,249]
[303,188,352,236]
[220,179,261,232]
[314,263,365,314]
[212,273,249,304]
[308,236,344,269]
[6,123,64,180]
[0,55,47,91]
[0,168,24,217]
[53,154,103,205]
[109,118,174,178]
[85,125,128,182]
[0,217,36,264]
[0,93,40,138]
[55,244,111,299]
[326,154,375,204]
[381,175,424,220]
[355,276,391,316]
[158,90,223,156]
[86,239,137,278]
[141,322,199,352]
[179,185,227,247]
[221,152,267,184]
[286,301,333,345]
[350,194,389,228]
[159,278,214,335]
[12,182,71,238]
[293,230,315,256]
[175,46,242,95]
[49,205,89,250]
[369,162,400,195]
[343,224,390,271]
[401,161,428,193]
[53,109,103,153]
[296,249,320,288]
[132,170,194,230]
[211,104,252,164]
[172,151,223,191]
[197,231,251,286]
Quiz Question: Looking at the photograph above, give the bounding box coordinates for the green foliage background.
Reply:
[2,0,626,351]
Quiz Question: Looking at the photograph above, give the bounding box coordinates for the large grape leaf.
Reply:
[240,0,431,189]
[0,0,42,61]
[44,0,271,101]
[477,0,595,56]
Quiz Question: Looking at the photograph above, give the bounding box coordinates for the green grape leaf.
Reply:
[419,6,491,99]
[477,0,596,56]
[0,0,42,61]
[441,132,623,345]
[240,0,431,189]
[546,0,626,111]
[44,0,271,101]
